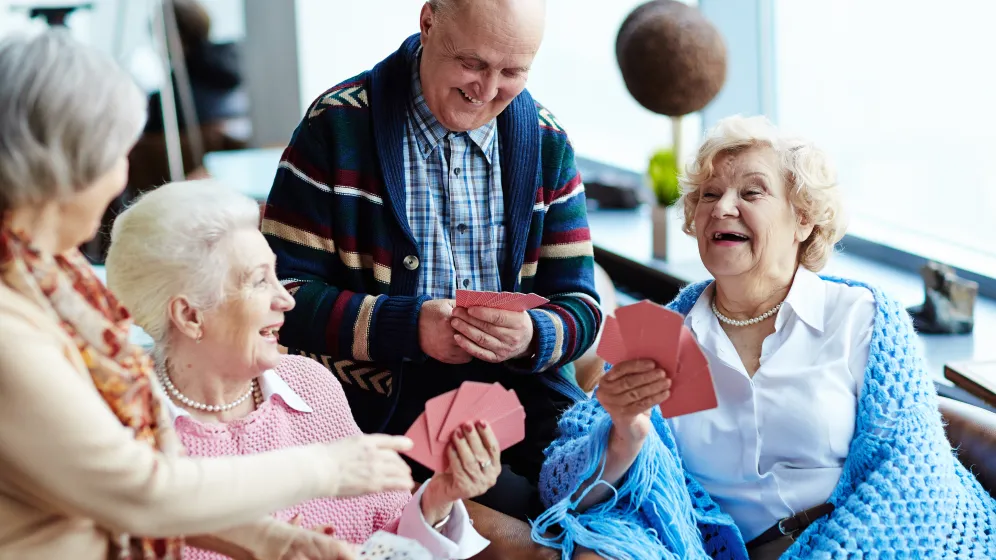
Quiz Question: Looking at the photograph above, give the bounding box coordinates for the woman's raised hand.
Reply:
[325,434,414,497]
[597,359,671,446]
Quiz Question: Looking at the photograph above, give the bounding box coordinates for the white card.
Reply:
[358,531,434,560]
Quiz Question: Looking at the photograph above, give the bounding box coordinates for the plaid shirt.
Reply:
[403,51,505,299]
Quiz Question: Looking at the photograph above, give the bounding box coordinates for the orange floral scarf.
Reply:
[0,228,183,559]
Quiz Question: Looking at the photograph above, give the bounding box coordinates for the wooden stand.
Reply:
[652,205,668,260]
[650,116,683,261]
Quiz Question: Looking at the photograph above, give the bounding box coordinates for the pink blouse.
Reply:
[163,354,488,559]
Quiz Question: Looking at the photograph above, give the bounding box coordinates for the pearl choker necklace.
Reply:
[711,300,783,327]
[158,366,257,413]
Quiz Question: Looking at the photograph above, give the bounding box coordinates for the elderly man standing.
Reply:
[263,0,601,519]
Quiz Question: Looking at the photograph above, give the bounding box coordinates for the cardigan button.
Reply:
[403,255,420,271]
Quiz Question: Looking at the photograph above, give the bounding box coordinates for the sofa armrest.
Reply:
[939,396,996,496]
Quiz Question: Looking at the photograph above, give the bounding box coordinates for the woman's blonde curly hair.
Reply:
[678,115,846,272]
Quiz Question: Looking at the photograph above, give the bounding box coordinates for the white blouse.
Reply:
[667,268,876,542]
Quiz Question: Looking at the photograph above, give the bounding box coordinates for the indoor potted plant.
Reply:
[647,145,681,260]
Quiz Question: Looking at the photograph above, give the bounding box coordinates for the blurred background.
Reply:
[4,0,996,397]
[4,0,992,279]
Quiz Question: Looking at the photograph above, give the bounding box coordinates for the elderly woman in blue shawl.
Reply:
[532,115,996,560]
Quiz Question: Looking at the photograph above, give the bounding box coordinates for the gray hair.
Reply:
[106,180,260,362]
[679,115,846,272]
[0,29,146,216]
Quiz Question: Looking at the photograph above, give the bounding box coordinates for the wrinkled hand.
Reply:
[419,299,473,364]
[420,421,502,526]
[597,359,671,446]
[281,530,355,560]
[451,306,534,363]
[288,513,336,537]
[326,434,414,497]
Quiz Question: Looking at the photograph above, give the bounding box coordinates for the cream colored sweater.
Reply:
[0,281,342,560]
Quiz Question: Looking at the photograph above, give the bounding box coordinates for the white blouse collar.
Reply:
[161,369,314,423]
[687,267,826,334]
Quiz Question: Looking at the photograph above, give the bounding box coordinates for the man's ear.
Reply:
[167,295,204,342]
[420,2,435,43]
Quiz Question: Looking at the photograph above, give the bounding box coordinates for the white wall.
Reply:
[294,0,701,173]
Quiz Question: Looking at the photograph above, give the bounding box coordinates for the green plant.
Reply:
[648,148,681,207]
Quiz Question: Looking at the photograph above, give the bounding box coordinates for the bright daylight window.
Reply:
[774,0,996,277]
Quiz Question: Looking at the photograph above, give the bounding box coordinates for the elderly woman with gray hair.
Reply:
[106,181,499,560]
[0,30,416,560]
[532,116,996,559]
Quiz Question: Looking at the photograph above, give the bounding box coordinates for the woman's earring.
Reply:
[195,334,203,344]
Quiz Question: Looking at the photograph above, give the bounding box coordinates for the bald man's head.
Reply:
[428,0,546,24]
[418,0,546,132]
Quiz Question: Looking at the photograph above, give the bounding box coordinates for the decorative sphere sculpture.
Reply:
[616,0,727,117]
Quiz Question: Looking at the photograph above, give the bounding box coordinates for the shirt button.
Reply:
[403,255,420,271]
[453,167,461,176]
[462,279,471,288]
[457,223,468,234]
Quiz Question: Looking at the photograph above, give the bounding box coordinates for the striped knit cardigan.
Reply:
[262,34,602,443]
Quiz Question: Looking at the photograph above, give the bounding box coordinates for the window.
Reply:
[294,0,700,173]
[774,0,996,277]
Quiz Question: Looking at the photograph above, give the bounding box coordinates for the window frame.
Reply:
[699,0,996,298]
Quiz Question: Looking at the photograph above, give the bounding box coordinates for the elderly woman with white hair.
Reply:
[106,181,498,560]
[532,116,996,559]
[0,30,417,560]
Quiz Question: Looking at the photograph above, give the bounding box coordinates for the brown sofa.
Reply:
[465,395,996,559]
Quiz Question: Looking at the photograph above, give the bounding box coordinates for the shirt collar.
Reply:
[161,369,314,423]
[686,283,716,337]
[408,47,497,162]
[685,267,825,335]
[780,267,826,332]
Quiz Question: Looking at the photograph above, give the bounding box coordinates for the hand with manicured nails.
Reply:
[420,421,502,527]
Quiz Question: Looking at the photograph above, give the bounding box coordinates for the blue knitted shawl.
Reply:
[532,277,996,559]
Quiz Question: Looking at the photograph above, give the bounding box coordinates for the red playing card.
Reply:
[456,290,499,308]
[659,326,718,418]
[488,405,526,450]
[424,389,457,456]
[437,381,492,443]
[491,292,549,312]
[474,386,520,425]
[455,290,548,312]
[615,300,684,374]
[402,413,445,473]
[595,315,628,365]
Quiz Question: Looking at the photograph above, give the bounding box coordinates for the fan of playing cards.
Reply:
[456,289,548,312]
[403,381,526,473]
[596,300,719,418]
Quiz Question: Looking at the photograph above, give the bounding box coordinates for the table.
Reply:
[944,360,996,407]
[202,147,284,201]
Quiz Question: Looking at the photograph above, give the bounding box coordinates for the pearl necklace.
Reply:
[158,366,257,413]
[711,300,783,327]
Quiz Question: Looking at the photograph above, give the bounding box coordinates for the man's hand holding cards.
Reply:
[449,290,549,363]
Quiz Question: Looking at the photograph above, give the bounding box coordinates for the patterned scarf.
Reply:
[0,228,183,559]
